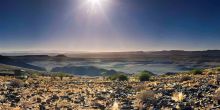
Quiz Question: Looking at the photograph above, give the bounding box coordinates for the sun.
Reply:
[85,0,105,13]
[87,0,101,5]
[87,0,101,9]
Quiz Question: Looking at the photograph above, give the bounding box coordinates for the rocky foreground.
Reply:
[0,69,220,110]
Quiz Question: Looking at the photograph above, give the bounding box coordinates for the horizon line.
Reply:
[0,49,220,54]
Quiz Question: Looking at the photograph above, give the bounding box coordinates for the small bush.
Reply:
[136,90,156,109]
[137,90,155,101]
[29,73,39,78]
[217,67,220,71]
[108,74,118,81]
[191,69,203,75]
[134,85,146,92]
[181,76,192,82]
[108,74,128,81]
[10,79,24,88]
[117,74,128,81]
[137,71,154,81]
[207,71,214,75]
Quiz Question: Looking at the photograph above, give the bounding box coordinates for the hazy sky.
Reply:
[0,0,220,52]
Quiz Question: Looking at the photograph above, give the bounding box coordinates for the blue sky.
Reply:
[0,0,220,52]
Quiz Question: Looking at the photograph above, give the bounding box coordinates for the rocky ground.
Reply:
[0,68,220,110]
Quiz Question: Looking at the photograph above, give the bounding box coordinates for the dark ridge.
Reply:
[55,54,67,57]
[0,55,45,71]
[51,66,118,76]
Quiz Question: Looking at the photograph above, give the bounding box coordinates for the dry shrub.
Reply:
[207,71,215,75]
[216,75,220,85]
[137,90,155,101]
[134,85,146,92]
[10,79,24,88]
[136,90,156,109]
[208,78,217,85]
[217,67,220,71]
[180,76,192,82]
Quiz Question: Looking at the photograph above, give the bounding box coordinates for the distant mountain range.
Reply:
[1,50,220,60]
[1,50,220,58]
[0,50,220,76]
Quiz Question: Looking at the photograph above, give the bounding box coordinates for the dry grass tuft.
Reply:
[171,92,186,102]
[213,88,220,104]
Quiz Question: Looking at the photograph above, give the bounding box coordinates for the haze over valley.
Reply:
[1,50,219,76]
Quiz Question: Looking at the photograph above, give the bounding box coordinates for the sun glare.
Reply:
[88,0,101,5]
[85,0,107,14]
